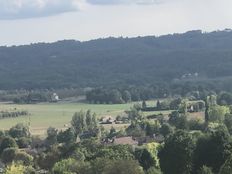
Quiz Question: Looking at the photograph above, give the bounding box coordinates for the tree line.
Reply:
[0,110,28,119]
[86,84,232,105]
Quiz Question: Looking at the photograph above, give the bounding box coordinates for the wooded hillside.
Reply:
[1,30,232,89]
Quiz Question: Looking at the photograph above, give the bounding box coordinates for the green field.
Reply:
[0,102,133,135]
[0,100,173,136]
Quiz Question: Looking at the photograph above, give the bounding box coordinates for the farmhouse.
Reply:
[51,93,59,102]
[100,116,115,124]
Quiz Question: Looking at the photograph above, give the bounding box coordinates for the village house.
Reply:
[100,116,115,124]
[51,93,59,102]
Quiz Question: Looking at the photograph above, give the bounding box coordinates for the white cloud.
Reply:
[0,0,231,46]
[86,0,161,5]
[0,0,84,19]
[0,0,173,20]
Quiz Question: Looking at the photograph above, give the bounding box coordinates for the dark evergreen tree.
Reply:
[142,100,147,109]
[159,130,195,174]
[194,125,231,173]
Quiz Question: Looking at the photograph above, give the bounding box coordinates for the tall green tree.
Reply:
[14,151,33,166]
[146,167,162,174]
[207,95,217,106]
[71,111,87,135]
[103,160,144,174]
[110,89,124,104]
[205,99,210,123]
[92,113,98,129]
[198,166,214,174]
[208,105,230,122]
[159,123,174,138]
[126,107,143,121]
[0,137,18,153]
[136,148,156,171]
[178,99,188,114]
[219,155,232,174]
[194,125,231,173]
[1,148,17,164]
[86,110,93,129]
[57,128,76,144]
[156,100,161,110]
[217,92,232,105]
[224,113,232,134]
[142,100,147,109]
[169,111,188,130]
[9,123,30,138]
[52,158,91,174]
[46,127,58,146]
[71,110,99,138]
[159,130,195,174]
[122,90,132,103]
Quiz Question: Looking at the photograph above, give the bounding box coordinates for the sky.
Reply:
[0,0,232,46]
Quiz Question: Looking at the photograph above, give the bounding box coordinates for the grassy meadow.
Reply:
[0,102,131,135]
[0,100,204,137]
[0,100,167,136]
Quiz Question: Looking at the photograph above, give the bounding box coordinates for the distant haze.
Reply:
[0,0,232,46]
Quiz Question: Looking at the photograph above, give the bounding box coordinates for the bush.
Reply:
[0,137,18,153]
[198,166,214,174]
[146,167,162,174]
[17,137,31,148]
[1,148,17,164]
[188,119,204,131]
[14,152,33,166]
[52,158,91,174]
[9,123,30,139]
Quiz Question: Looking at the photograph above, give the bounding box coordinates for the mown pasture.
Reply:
[0,100,205,136]
[0,101,168,136]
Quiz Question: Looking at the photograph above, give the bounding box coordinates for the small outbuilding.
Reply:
[100,116,115,124]
[51,93,59,102]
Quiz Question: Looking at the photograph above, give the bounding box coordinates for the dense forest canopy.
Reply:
[1,29,232,89]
